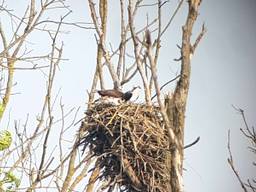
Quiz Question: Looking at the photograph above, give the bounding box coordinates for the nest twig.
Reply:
[78,101,171,192]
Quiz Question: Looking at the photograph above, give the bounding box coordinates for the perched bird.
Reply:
[97,86,141,102]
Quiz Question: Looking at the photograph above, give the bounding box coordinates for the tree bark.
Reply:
[165,1,202,191]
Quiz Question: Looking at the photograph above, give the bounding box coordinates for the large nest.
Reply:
[79,101,171,192]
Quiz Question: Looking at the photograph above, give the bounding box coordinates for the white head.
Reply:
[129,86,141,101]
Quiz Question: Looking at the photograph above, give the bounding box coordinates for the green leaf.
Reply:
[0,103,4,117]
[0,171,20,191]
[0,130,12,151]
[6,172,20,187]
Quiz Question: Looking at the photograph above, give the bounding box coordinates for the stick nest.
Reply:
[79,102,171,192]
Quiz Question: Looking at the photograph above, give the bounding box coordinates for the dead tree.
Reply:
[228,107,256,192]
[79,0,205,192]
[0,1,94,191]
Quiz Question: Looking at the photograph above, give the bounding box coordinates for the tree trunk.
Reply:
[165,1,202,191]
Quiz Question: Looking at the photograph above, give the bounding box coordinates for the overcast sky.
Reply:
[1,0,256,191]
[185,0,256,191]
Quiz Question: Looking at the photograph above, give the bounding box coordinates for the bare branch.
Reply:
[151,75,180,100]
[184,136,200,149]
[128,0,151,104]
[227,130,248,192]
[116,0,126,79]
[161,0,184,37]
[191,23,206,56]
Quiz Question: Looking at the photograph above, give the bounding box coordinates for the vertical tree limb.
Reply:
[87,0,105,108]
[86,159,100,192]
[128,1,151,104]
[61,148,77,192]
[117,0,126,79]
[164,0,203,191]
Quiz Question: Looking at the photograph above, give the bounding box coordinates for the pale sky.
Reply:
[185,0,256,191]
[1,0,256,192]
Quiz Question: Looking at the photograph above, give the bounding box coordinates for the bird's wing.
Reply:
[97,89,123,98]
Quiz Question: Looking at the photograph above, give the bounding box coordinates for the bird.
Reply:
[97,86,141,102]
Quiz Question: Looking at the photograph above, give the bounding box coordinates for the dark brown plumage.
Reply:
[97,89,123,99]
[97,86,141,102]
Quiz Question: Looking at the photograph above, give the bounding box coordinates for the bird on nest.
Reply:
[97,86,141,104]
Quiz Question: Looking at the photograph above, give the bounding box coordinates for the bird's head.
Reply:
[122,86,141,101]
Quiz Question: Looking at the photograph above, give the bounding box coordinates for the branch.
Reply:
[26,11,65,192]
[227,130,248,192]
[151,75,180,100]
[61,147,77,192]
[116,0,126,79]
[184,136,200,149]
[160,0,184,37]
[164,1,204,192]
[68,158,94,191]
[191,23,206,56]
[128,1,151,104]
[232,105,256,144]
[86,159,100,192]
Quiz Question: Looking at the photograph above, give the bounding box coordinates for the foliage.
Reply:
[0,103,4,118]
[0,130,19,191]
[0,170,21,192]
[0,130,12,151]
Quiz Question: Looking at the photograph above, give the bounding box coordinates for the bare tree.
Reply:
[80,0,205,192]
[228,107,256,192]
[0,0,93,191]
[0,0,205,191]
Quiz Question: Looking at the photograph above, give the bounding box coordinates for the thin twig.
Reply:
[227,130,248,192]
[151,75,180,100]
[184,136,200,149]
